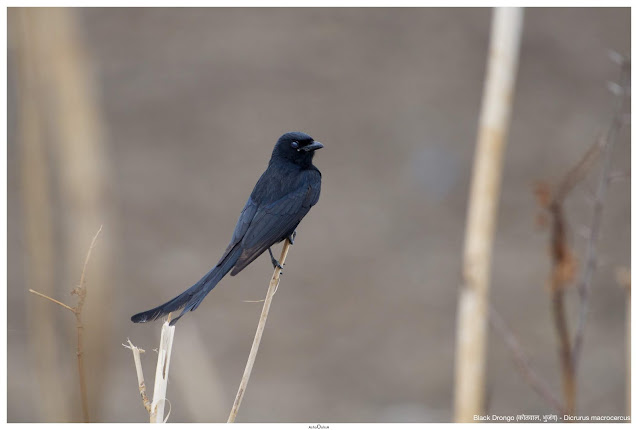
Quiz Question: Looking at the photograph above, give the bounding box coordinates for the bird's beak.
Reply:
[301,141,324,152]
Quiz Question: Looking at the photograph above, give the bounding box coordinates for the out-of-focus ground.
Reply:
[7,8,630,422]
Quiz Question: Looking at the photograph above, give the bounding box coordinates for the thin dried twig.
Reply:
[29,225,102,422]
[74,225,102,422]
[572,57,630,369]
[532,113,610,417]
[552,137,604,204]
[550,270,575,415]
[123,339,152,414]
[227,239,292,423]
[533,56,630,415]
[28,289,75,312]
[532,167,579,414]
[534,170,581,414]
[548,199,576,415]
[489,306,565,414]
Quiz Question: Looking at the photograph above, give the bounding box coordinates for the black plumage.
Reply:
[131,132,323,325]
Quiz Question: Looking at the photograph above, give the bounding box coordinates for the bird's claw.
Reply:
[272,259,284,270]
[268,247,284,271]
[288,231,297,245]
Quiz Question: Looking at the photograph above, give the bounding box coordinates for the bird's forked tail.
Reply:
[131,245,242,325]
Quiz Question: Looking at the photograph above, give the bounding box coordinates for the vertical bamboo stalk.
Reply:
[454,7,524,422]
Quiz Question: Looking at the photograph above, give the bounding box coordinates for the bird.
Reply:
[131,132,323,325]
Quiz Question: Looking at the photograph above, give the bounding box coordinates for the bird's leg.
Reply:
[268,247,284,270]
[288,230,297,245]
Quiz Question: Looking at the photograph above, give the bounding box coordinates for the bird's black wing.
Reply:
[230,172,320,275]
[215,196,259,267]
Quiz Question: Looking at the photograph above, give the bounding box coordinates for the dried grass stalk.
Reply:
[454,7,524,422]
[227,239,292,423]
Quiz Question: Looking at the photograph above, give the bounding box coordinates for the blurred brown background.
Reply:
[7,7,630,423]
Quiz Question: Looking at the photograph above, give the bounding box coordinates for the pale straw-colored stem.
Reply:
[150,319,176,423]
[123,339,152,414]
[454,7,524,423]
[227,239,292,423]
[27,225,102,422]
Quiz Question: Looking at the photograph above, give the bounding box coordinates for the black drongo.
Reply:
[131,132,323,325]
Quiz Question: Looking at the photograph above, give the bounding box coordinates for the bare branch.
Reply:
[27,225,102,422]
[532,56,630,415]
[552,136,604,204]
[572,57,630,369]
[538,195,576,415]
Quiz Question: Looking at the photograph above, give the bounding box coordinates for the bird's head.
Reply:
[271,132,323,167]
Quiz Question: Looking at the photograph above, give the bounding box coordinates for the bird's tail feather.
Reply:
[131,245,241,325]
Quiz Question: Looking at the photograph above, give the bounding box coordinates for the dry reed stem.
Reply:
[122,314,175,423]
[31,9,113,417]
[125,315,176,422]
[123,339,152,414]
[150,316,176,423]
[15,7,112,420]
[28,225,102,422]
[227,239,292,423]
[454,7,524,422]
[13,7,71,421]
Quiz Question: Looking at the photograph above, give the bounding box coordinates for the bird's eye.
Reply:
[291,141,299,149]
